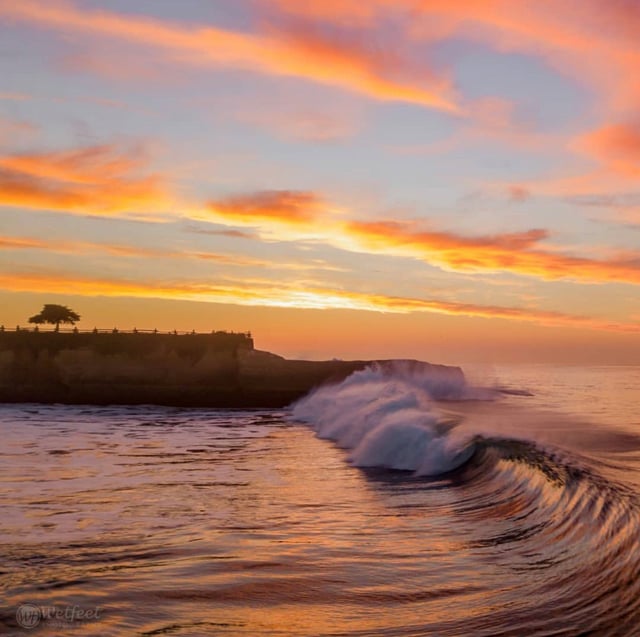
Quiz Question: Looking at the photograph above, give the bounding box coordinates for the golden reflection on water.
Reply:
[2,370,640,636]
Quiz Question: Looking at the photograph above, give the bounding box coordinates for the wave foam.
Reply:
[292,362,477,476]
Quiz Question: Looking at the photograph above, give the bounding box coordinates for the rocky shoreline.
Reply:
[0,331,463,407]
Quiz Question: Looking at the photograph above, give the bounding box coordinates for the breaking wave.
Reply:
[291,361,640,632]
[292,361,489,476]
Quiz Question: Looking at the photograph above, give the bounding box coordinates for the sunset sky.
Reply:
[1,0,639,364]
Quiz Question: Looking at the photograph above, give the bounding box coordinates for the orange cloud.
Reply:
[265,2,636,75]
[194,190,346,244]
[258,0,640,195]
[201,189,640,285]
[0,144,145,184]
[0,144,168,217]
[0,234,182,259]
[345,219,640,285]
[574,123,640,177]
[206,191,325,226]
[266,0,640,146]
[0,233,345,272]
[501,169,637,199]
[507,185,531,202]
[0,0,460,113]
[1,270,637,334]
[0,236,46,250]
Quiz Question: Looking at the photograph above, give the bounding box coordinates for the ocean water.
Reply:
[1,364,640,636]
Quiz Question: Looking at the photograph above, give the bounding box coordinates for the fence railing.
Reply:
[0,326,252,337]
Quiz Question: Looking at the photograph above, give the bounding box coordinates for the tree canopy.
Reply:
[28,304,81,330]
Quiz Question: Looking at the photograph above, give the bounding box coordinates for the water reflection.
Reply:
[2,366,640,636]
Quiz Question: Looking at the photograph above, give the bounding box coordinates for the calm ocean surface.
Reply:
[2,364,640,636]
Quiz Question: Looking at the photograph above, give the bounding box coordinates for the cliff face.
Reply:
[0,331,249,406]
[0,331,464,407]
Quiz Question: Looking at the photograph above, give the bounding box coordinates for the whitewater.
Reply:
[2,363,640,635]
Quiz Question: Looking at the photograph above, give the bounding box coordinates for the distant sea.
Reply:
[2,364,640,636]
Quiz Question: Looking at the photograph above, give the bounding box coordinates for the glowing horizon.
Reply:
[1,0,639,363]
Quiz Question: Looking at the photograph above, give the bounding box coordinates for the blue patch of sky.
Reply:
[432,38,597,133]
[0,29,71,107]
[365,103,457,147]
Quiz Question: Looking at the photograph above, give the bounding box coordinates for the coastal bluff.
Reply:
[0,330,463,407]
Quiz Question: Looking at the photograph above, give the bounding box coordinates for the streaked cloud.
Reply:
[183,225,258,241]
[4,150,639,285]
[1,269,637,334]
[270,0,640,105]
[198,189,640,285]
[0,0,461,113]
[342,219,640,285]
[0,144,169,217]
[199,190,343,242]
[265,0,640,152]
[0,233,346,273]
[503,170,636,199]
[2,0,639,362]
[0,236,46,250]
[206,190,327,226]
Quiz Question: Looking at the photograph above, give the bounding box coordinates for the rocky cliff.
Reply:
[0,331,463,407]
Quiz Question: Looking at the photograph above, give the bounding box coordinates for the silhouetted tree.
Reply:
[28,304,81,331]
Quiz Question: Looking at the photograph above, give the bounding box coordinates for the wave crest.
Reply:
[292,361,477,476]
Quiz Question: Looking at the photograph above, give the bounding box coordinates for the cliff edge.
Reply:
[0,330,463,407]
